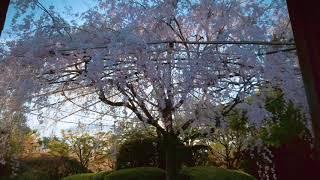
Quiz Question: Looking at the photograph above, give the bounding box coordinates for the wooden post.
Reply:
[0,0,10,36]
[286,0,320,156]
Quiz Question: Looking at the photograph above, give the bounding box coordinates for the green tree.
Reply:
[62,130,115,171]
[261,92,309,147]
[208,110,254,169]
[48,138,70,157]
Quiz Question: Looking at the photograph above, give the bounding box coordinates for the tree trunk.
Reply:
[164,133,178,180]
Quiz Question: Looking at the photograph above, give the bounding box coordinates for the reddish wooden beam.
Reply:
[286,0,320,155]
[0,0,10,36]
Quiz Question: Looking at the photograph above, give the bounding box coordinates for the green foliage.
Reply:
[178,166,256,180]
[60,130,114,170]
[91,171,113,180]
[62,171,113,180]
[116,137,160,169]
[63,131,97,169]
[187,144,211,166]
[63,167,165,180]
[239,90,311,179]
[104,167,166,180]
[208,110,252,169]
[18,155,89,179]
[228,110,250,133]
[48,139,70,157]
[114,120,158,147]
[61,166,255,180]
[62,173,94,180]
[47,130,116,171]
[40,136,58,150]
[261,95,308,147]
[15,171,50,180]
[0,171,50,180]
[116,134,209,170]
[0,111,31,166]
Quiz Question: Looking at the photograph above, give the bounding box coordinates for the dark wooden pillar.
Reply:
[286,0,320,155]
[0,0,10,36]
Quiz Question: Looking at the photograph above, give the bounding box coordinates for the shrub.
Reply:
[62,166,255,180]
[91,171,113,180]
[116,136,209,170]
[62,173,94,180]
[178,166,255,180]
[0,171,50,180]
[104,167,166,180]
[116,137,159,169]
[18,154,89,179]
[62,171,113,180]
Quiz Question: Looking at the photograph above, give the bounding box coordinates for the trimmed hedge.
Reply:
[62,171,113,180]
[62,173,95,180]
[63,166,255,180]
[104,167,166,180]
[63,168,164,180]
[178,166,256,180]
[92,171,113,180]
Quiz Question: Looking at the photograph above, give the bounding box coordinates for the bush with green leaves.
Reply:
[116,134,210,170]
[62,173,94,180]
[178,166,255,180]
[261,97,309,147]
[62,171,113,180]
[240,90,313,180]
[0,171,49,180]
[116,137,160,169]
[63,168,165,180]
[104,167,166,180]
[62,168,164,180]
[17,155,89,179]
[92,171,113,180]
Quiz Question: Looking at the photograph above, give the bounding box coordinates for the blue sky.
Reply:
[1,0,96,40]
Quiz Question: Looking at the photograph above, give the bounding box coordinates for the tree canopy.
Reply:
[0,1,310,179]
